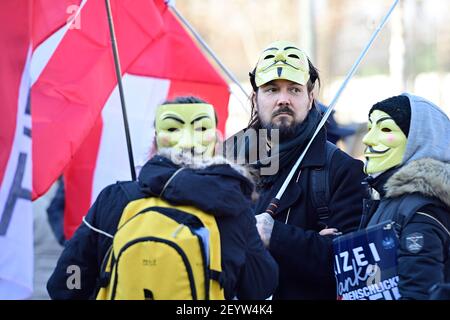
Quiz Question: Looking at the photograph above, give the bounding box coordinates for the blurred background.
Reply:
[177,0,450,157]
[31,0,450,299]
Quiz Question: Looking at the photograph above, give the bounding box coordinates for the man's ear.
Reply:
[252,92,257,108]
[308,91,315,110]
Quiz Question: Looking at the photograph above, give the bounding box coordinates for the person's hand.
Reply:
[319,228,341,236]
[255,212,274,248]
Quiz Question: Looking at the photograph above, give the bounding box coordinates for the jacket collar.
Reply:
[298,128,328,168]
[366,167,399,198]
[138,153,257,217]
[385,158,450,209]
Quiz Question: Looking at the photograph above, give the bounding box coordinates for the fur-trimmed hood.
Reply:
[137,151,257,217]
[385,158,450,208]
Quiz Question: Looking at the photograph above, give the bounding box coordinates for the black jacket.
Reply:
[47,154,278,300]
[254,130,367,299]
[365,158,450,299]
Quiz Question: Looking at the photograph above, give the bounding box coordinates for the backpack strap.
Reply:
[394,194,443,235]
[310,141,338,225]
[97,245,114,288]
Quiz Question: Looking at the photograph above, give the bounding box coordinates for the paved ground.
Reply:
[31,183,63,300]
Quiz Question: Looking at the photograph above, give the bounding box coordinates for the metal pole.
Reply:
[266,0,400,215]
[105,0,136,180]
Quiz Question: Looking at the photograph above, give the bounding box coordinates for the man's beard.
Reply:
[261,107,301,140]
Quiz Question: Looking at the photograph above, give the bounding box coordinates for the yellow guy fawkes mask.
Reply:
[155,103,217,158]
[255,40,310,87]
[362,110,407,174]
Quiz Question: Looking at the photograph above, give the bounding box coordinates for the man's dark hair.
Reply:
[248,58,320,129]
[161,95,218,125]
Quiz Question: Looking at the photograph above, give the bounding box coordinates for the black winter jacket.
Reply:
[47,154,278,300]
[365,158,450,299]
[254,130,367,299]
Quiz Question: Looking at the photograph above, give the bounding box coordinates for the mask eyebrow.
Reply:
[263,47,278,52]
[376,116,394,125]
[284,46,299,51]
[163,115,185,124]
[191,115,211,125]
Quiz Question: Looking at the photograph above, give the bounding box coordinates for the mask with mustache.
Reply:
[155,103,217,160]
[362,109,407,174]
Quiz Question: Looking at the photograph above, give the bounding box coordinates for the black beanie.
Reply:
[369,95,411,137]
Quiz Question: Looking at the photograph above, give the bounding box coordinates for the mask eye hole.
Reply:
[264,54,275,60]
[288,54,299,59]
[167,128,179,132]
[381,128,392,133]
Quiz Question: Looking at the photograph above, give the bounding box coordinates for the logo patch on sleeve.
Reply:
[405,232,424,253]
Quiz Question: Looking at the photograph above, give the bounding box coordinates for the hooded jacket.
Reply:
[47,153,278,300]
[365,93,450,299]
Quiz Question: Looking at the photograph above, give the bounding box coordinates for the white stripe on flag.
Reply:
[91,74,170,202]
[0,47,33,299]
[30,0,88,85]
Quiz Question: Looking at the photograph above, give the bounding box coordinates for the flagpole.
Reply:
[105,0,136,181]
[265,0,400,216]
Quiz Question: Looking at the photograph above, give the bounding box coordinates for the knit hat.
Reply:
[369,95,411,137]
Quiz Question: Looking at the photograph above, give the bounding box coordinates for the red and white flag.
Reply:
[1,0,88,299]
[32,0,165,200]
[0,0,33,299]
[30,0,230,238]
[62,1,230,238]
[1,0,230,298]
